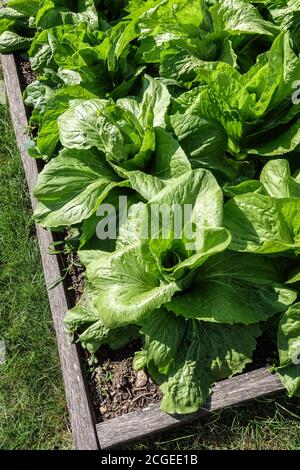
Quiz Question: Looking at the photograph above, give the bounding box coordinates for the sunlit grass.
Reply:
[0,88,71,450]
[132,396,300,450]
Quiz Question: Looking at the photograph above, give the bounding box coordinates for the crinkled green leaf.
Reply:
[211,0,279,37]
[29,84,97,160]
[36,0,99,30]
[85,243,181,328]
[1,0,40,18]
[136,308,260,414]
[224,194,300,254]
[167,252,297,324]
[65,287,139,354]
[34,147,126,228]
[277,303,300,397]
[260,159,300,198]
[151,128,191,179]
[223,180,265,197]
[82,170,230,328]
[0,31,32,53]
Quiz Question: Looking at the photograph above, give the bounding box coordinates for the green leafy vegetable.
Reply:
[2,0,300,415]
[224,194,300,254]
[33,147,127,228]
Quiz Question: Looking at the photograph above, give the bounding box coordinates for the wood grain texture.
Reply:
[1,53,99,450]
[97,368,284,449]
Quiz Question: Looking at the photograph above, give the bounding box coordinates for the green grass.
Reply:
[0,83,299,451]
[0,95,71,450]
[132,396,300,450]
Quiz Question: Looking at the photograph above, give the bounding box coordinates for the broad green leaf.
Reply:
[138,0,210,29]
[33,148,126,228]
[136,308,260,414]
[223,180,265,197]
[260,160,300,198]
[160,319,260,414]
[134,308,187,375]
[278,303,300,367]
[30,85,97,160]
[211,0,278,37]
[117,75,171,129]
[276,303,300,397]
[167,252,297,324]
[125,171,167,200]
[86,243,181,328]
[224,194,300,254]
[29,29,54,72]
[247,117,300,156]
[58,98,109,149]
[241,33,300,115]
[141,170,231,276]
[36,0,99,30]
[143,169,225,233]
[170,93,233,177]
[0,31,32,53]
[24,81,55,112]
[2,0,40,17]
[116,202,145,250]
[65,287,139,354]
[276,365,300,398]
[151,128,191,179]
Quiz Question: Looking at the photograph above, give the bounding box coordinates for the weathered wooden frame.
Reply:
[1,52,285,450]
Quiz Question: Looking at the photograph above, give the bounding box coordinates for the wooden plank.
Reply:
[97,368,284,449]
[1,53,100,450]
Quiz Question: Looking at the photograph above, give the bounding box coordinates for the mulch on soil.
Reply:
[90,341,162,422]
[15,54,37,87]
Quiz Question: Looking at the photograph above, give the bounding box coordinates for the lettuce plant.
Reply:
[1,0,300,413]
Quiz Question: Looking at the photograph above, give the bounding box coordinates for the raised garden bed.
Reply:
[1,52,285,451]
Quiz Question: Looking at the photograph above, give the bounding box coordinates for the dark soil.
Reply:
[89,340,162,422]
[15,54,37,88]
[247,336,278,371]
